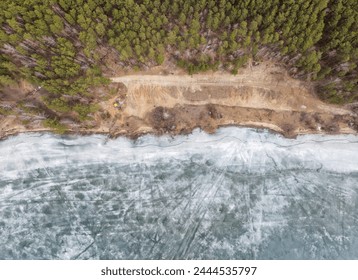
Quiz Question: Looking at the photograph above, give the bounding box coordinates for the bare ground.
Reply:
[1,62,357,139]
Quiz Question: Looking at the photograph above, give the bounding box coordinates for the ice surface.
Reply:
[0,127,357,259]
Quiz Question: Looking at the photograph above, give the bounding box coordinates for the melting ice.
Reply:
[0,127,358,259]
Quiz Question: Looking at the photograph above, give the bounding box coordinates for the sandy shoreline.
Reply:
[1,63,357,141]
[1,120,357,142]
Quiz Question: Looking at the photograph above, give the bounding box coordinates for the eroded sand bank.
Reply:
[1,63,357,139]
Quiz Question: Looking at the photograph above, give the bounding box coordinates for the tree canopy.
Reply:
[0,0,357,104]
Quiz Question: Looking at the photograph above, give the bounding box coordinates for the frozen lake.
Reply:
[0,128,358,259]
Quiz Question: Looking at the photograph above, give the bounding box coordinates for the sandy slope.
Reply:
[105,63,356,138]
[1,62,357,139]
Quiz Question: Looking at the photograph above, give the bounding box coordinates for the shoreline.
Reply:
[1,121,357,142]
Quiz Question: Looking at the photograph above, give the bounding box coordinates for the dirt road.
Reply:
[110,64,350,116]
[110,65,301,92]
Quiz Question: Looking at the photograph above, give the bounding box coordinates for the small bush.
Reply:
[44,98,72,113]
[0,107,13,115]
[73,104,99,121]
[43,118,67,134]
